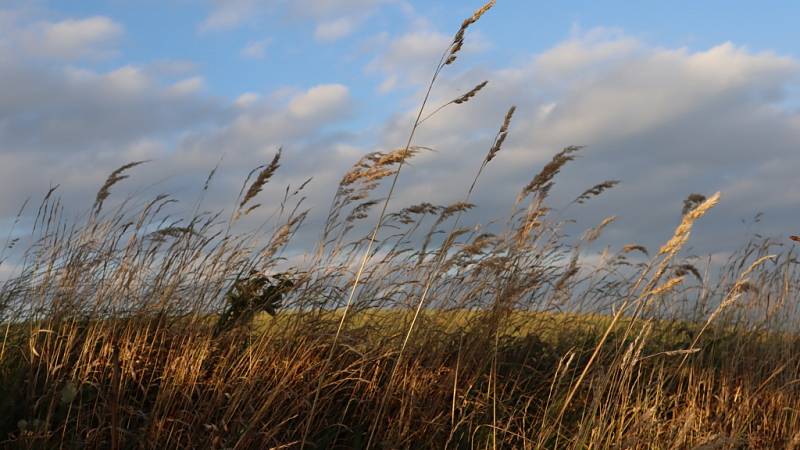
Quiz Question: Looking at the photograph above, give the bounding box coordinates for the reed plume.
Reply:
[94,161,148,214]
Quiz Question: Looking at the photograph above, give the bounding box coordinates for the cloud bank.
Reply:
[1,8,799,260]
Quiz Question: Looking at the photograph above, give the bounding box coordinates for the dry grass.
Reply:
[3,2,800,448]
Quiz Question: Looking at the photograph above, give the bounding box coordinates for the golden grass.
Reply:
[2,2,800,448]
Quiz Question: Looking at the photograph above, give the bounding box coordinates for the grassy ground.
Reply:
[1,309,799,449]
[2,1,800,448]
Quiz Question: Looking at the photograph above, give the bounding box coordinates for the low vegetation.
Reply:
[1,2,799,448]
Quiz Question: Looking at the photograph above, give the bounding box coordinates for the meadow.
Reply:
[2,2,800,448]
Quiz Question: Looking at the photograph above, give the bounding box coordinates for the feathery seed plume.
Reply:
[94,160,148,214]
[622,244,649,256]
[520,145,583,201]
[454,80,488,104]
[240,148,282,211]
[446,0,496,65]
[575,180,620,204]
[486,105,516,163]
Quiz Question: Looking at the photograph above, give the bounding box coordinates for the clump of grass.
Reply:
[213,270,294,337]
[682,192,708,216]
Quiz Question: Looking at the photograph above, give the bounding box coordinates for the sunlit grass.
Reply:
[2,1,800,448]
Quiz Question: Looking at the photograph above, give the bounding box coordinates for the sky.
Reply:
[2,0,800,269]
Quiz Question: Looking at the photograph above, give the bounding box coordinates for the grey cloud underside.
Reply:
[374,35,800,256]
[2,29,799,262]
[0,64,226,153]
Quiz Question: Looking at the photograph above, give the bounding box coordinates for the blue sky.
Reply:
[2,0,800,274]
[39,1,800,125]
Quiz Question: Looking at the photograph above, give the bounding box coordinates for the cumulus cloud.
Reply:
[35,16,122,59]
[235,92,261,108]
[0,9,362,233]
[0,13,226,217]
[287,84,351,120]
[533,27,641,83]
[367,30,452,91]
[200,0,261,31]
[366,24,490,93]
[0,63,355,226]
[315,17,360,42]
[0,13,123,60]
[3,9,800,262]
[168,76,206,95]
[0,61,222,155]
[371,29,800,254]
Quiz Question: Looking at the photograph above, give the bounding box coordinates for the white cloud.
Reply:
[367,29,800,254]
[101,66,151,94]
[200,0,261,31]
[169,76,206,95]
[201,0,389,37]
[0,15,124,60]
[235,92,261,108]
[314,17,359,42]
[533,41,796,143]
[240,38,272,59]
[378,74,398,93]
[3,13,800,260]
[367,30,451,91]
[288,84,350,120]
[533,28,641,82]
[0,57,224,161]
[292,0,388,18]
[0,65,356,234]
[37,16,122,58]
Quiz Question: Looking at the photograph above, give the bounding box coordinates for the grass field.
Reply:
[2,1,800,448]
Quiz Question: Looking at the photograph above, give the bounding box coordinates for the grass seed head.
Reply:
[454,80,488,104]
[94,160,148,214]
[240,148,282,211]
[447,0,496,65]
[486,105,517,163]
